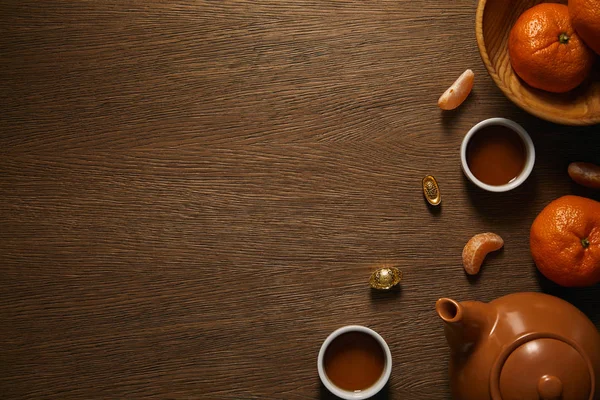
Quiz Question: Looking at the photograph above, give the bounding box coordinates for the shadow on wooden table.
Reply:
[534,264,600,325]
[369,286,403,302]
[423,196,442,216]
[568,180,600,203]
[463,170,538,224]
[319,383,390,400]
[439,90,477,132]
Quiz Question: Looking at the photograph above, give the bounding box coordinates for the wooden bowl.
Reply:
[476,0,600,126]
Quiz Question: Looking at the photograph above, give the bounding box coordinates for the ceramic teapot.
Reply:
[436,292,600,400]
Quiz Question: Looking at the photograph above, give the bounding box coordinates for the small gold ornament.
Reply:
[369,267,402,290]
[422,175,441,206]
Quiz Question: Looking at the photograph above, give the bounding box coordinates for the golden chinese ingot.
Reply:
[369,267,402,290]
[422,175,441,206]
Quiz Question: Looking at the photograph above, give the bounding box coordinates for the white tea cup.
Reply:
[317,325,392,399]
[460,117,535,192]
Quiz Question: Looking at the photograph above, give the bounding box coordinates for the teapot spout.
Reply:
[436,298,493,353]
[437,298,464,323]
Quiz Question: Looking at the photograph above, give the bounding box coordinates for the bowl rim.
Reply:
[475,0,600,126]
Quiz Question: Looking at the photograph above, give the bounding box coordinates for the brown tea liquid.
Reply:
[466,125,526,186]
[323,332,385,392]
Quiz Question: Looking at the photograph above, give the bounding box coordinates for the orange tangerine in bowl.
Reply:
[508,3,595,93]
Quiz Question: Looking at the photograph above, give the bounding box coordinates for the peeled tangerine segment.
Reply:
[438,69,474,110]
[462,233,504,275]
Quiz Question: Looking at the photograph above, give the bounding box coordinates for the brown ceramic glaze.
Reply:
[436,292,600,400]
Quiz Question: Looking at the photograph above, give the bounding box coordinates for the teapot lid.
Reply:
[490,333,595,400]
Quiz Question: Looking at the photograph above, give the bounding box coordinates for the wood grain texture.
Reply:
[1,1,600,399]
[477,0,600,126]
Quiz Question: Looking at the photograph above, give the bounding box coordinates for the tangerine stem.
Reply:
[559,33,570,44]
[581,238,590,248]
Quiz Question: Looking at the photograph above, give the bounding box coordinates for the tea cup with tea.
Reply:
[461,117,535,192]
[317,325,392,399]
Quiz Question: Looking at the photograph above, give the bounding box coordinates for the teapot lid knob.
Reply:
[537,375,562,400]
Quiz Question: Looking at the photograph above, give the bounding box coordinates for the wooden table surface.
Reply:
[2,1,600,399]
